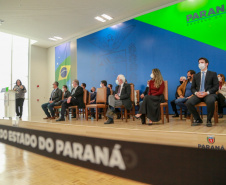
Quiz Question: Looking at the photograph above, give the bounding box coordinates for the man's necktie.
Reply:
[200,72,205,92]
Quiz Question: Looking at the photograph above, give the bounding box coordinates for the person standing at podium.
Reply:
[13,79,27,119]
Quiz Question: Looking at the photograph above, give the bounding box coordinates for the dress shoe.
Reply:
[104,119,114,124]
[71,115,77,118]
[218,114,223,118]
[49,117,55,120]
[206,120,212,127]
[56,118,65,121]
[191,119,203,126]
[99,115,102,119]
[43,117,50,119]
[134,115,141,120]
[172,114,179,118]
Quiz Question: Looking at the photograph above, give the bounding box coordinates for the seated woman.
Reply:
[217,74,226,118]
[134,68,165,125]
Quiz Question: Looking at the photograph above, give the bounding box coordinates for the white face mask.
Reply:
[150,73,154,79]
[115,80,119,85]
[147,84,149,87]
[62,88,64,92]
[218,77,222,82]
[100,84,102,88]
[198,63,206,70]
[71,83,74,87]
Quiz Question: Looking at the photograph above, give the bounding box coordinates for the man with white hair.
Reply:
[104,74,132,124]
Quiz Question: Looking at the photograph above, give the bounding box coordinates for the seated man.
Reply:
[108,84,113,91]
[171,76,186,117]
[104,74,132,124]
[175,70,196,118]
[139,80,150,107]
[81,82,89,103]
[56,79,84,121]
[54,85,71,106]
[186,58,219,127]
[42,81,62,119]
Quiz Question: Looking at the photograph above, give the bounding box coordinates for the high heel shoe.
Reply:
[134,115,141,119]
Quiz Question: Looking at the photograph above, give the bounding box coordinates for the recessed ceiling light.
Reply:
[30,40,37,45]
[95,16,106,22]
[49,37,57,41]
[54,36,63,40]
[101,14,113,20]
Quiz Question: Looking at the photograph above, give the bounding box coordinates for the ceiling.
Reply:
[0,0,182,48]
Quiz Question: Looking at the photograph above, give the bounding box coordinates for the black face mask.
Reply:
[180,81,183,84]
[90,90,93,92]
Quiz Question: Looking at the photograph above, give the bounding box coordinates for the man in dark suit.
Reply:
[104,74,132,124]
[56,79,84,121]
[42,81,62,119]
[186,58,219,127]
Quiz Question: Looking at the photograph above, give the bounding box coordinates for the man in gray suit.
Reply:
[186,58,219,127]
[104,74,132,124]
[42,81,62,119]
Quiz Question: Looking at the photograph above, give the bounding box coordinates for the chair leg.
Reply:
[133,105,135,121]
[214,102,218,124]
[201,107,203,119]
[180,108,182,120]
[166,105,169,122]
[125,109,128,122]
[96,108,98,121]
[121,109,123,121]
[86,107,88,121]
[161,105,164,124]
[190,114,193,125]
[76,108,79,120]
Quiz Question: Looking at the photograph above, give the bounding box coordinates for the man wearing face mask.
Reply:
[139,80,150,107]
[56,79,84,121]
[175,70,196,118]
[42,81,62,119]
[186,58,219,127]
[104,74,132,124]
[171,76,187,117]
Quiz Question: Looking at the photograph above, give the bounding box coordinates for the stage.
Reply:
[0,116,226,185]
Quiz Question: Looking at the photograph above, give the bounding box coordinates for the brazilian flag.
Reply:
[55,42,71,89]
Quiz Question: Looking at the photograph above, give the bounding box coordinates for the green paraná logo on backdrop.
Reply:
[186,4,225,23]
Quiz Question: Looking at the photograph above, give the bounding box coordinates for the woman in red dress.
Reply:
[135,68,165,125]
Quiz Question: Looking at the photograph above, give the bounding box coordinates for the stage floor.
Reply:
[0,116,226,185]
[0,115,226,148]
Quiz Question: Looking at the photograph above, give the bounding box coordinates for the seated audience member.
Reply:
[89,87,97,118]
[135,69,165,125]
[108,84,113,91]
[42,81,62,119]
[186,58,218,127]
[217,74,226,118]
[98,80,110,119]
[104,74,132,124]
[171,76,186,117]
[56,79,84,121]
[54,85,71,106]
[175,70,196,118]
[139,80,150,107]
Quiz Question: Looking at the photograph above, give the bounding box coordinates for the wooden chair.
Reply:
[110,89,114,95]
[54,92,64,118]
[135,90,140,106]
[116,83,135,122]
[67,89,87,120]
[160,81,169,124]
[190,101,218,125]
[85,87,107,121]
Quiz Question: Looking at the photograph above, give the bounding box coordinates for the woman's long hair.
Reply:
[218,74,225,84]
[16,79,22,86]
[152,68,163,88]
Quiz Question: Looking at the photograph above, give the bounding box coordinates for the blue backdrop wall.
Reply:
[77,19,226,114]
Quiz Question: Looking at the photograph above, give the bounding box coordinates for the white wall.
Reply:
[29,45,48,118]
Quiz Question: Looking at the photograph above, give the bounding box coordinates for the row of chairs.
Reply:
[53,81,170,123]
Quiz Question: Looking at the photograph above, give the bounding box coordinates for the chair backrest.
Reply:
[110,89,113,95]
[83,89,87,105]
[135,90,140,105]
[130,84,134,102]
[163,81,168,101]
[96,87,107,104]
[88,92,91,104]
